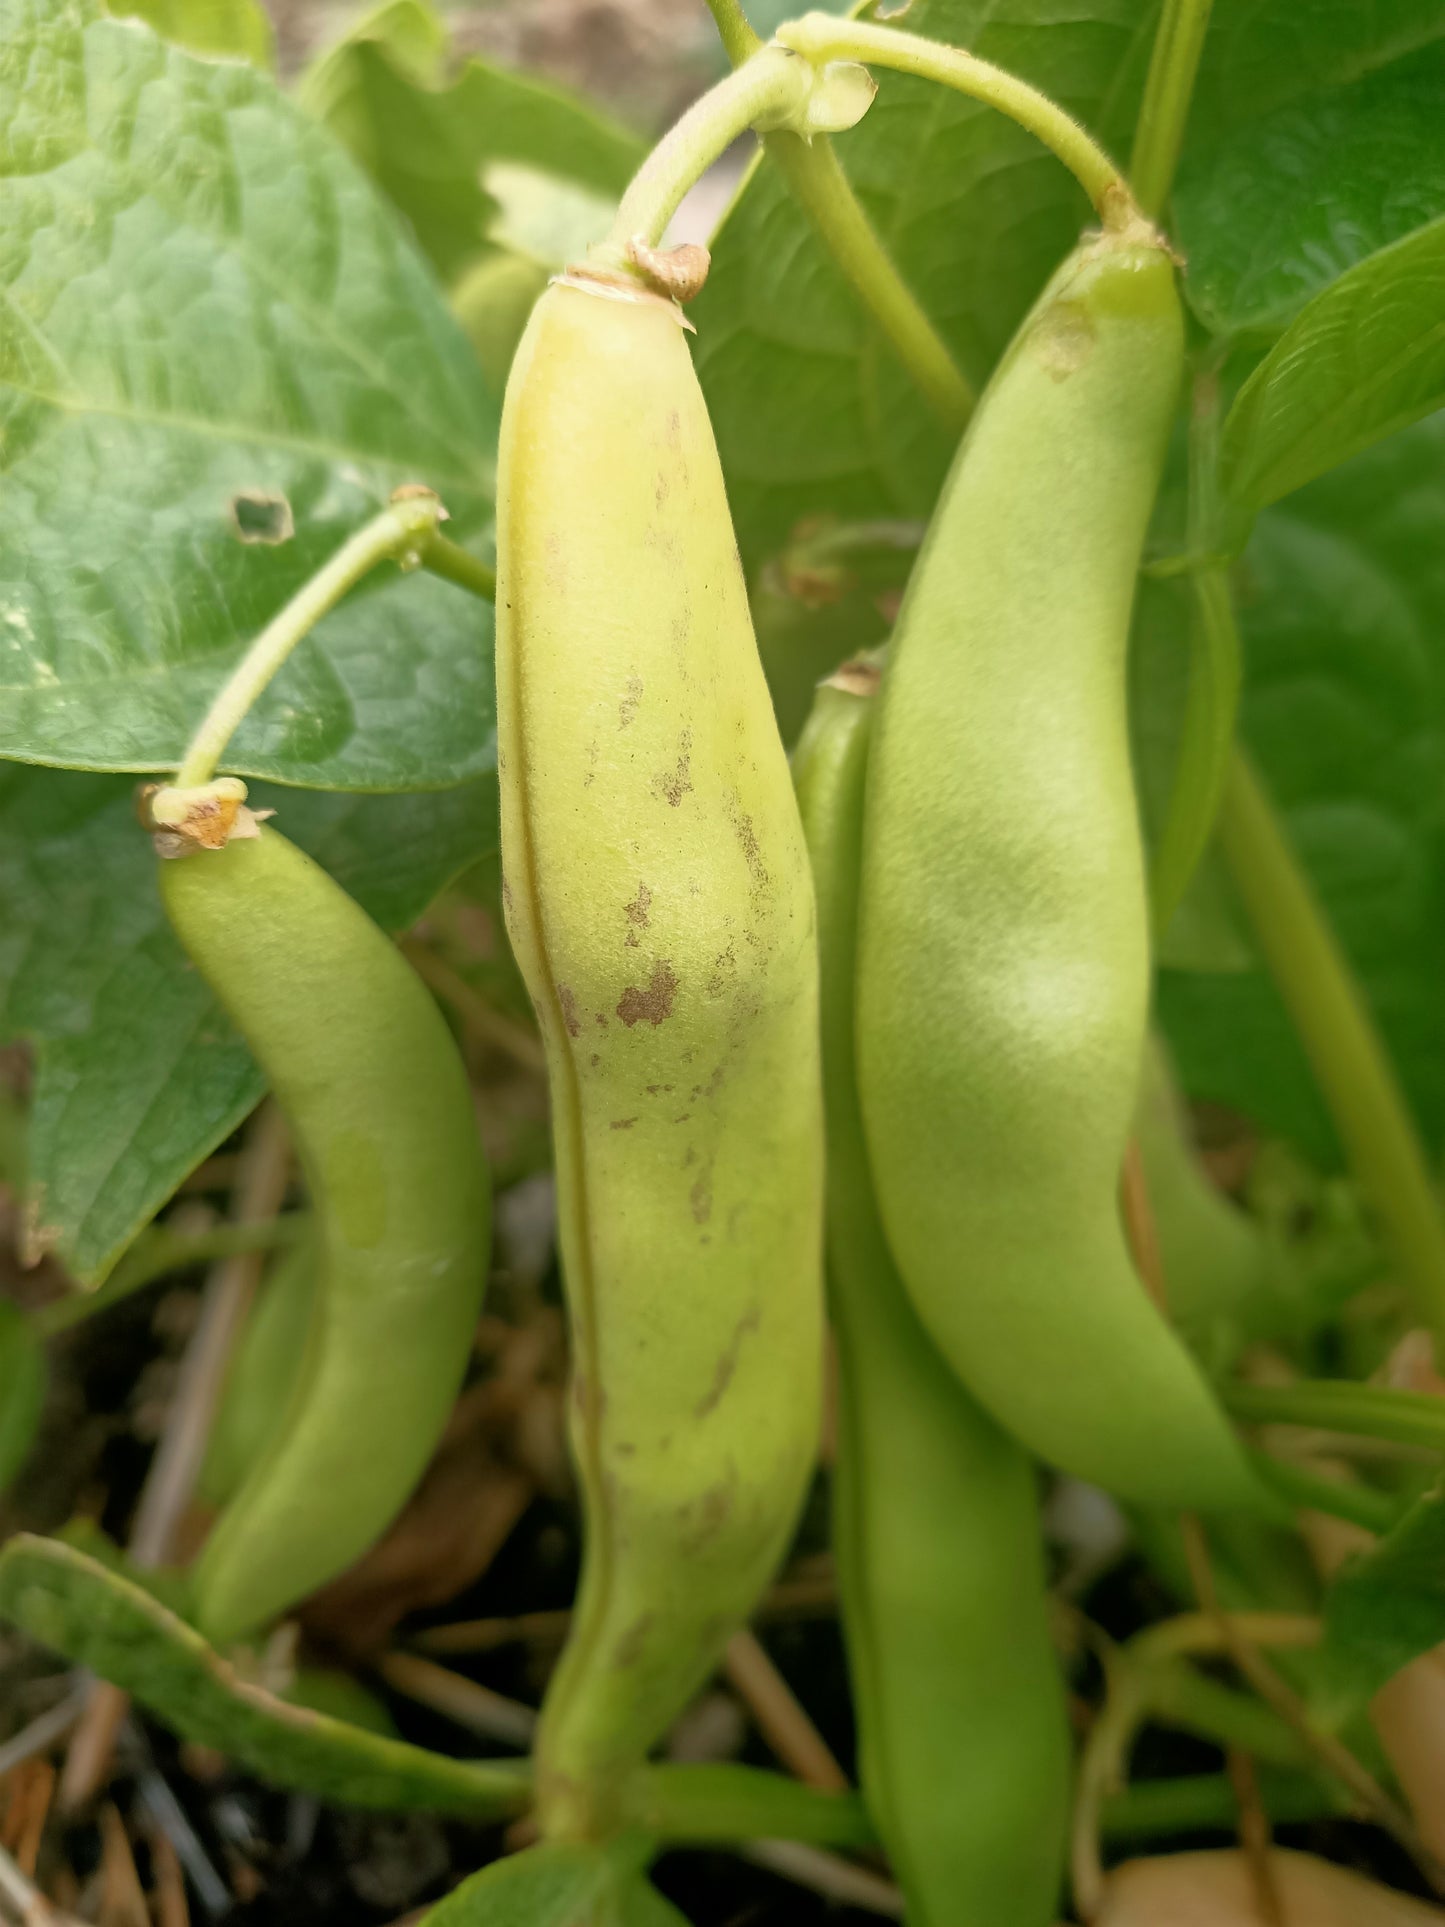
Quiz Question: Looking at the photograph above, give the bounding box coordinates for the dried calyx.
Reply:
[136,778,271,859]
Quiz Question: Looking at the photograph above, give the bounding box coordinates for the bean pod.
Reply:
[795,665,1071,1927]
[161,826,491,1647]
[495,271,825,1837]
[856,224,1263,1511]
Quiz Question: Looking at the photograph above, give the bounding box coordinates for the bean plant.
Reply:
[2,0,1445,1919]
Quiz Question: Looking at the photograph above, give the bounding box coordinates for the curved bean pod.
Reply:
[856,225,1263,1511]
[795,665,1071,1926]
[496,272,825,1838]
[162,828,491,1646]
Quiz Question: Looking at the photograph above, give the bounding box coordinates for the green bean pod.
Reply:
[495,271,825,1838]
[199,1230,316,1512]
[857,224,1262,1512]
[1134,1036,1272,1366]
[795,666,1071,1927]
[162,827,491,1647]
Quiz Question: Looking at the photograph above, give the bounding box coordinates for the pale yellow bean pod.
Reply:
[495,272,825,1839]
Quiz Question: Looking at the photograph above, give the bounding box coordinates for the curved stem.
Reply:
[705,0,973,430]
[1147,1664,1312,1768]
[635,1762,874,1849]
[1129,0,1215,218]
[37,1214,309,1338]
[602,47,813,260]
[1246,1450,1399,1536]
[762,133,974,431]
[1218,753,1445,1348]
[703,0,760,66]
[1102,1768,1341,1839]
[1224,1378,1445,1454]
[175,493,447,788]
[775,13,1128,219]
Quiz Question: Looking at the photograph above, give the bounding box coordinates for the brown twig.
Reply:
[1180,1516,1284,1927]
[374,1653,537,1751]
[399,941,545,1073]
[723,1630,849,1792]
[1178,1514,1445,1892]
[741,1840,902,1916]
[146,1824,190,1927]
[98,1803,149,1927]
[411,1565,839,1658]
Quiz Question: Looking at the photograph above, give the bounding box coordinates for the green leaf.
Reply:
[0,0,498,790]
[0,762,498,1283]
[692,0,1445,575]
[614,1881,692,1927]
[298,0,644,284]
[0,1532,530,1812]
[1176,43,1445,338]
[423,1842,660,1927]
[1221,217,1445,513]
[106,0,272,63]
[1325,1478,1445,1702]
[0,1302,44,1493]
[1188,0,1445,135]
[694,0,1154,569]
[1159,413,1445,1165]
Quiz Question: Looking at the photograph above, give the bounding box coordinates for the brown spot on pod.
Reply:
[619,674,643,729]
[652,732,693,808]
[694,1306,762,1417]
[613,1612,658,1669]
[555,984,582,1038]
[623,883,652,948]
[617,960,678,1027]
[610,1117,638,1131]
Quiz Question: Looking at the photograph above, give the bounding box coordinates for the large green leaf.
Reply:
[0,1532,530,1812]
[693,0,1445,575]
[1187,0,1445,133]
[106,0,272,62]
[0,0,498,789]
[1160,413,1445,1164]
[298,0,644,285]
[693,0,1154,570]
[1220,217,1445,513]
[1176,43,1445,338]
[1324,1477,1445,1704]
[0,762,498,1283]
[423,1842,674,1927]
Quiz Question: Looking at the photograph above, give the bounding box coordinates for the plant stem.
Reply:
[422,533,495,603]
[1101,1768,1341,1840]
[635,1762,874,1850]
[38,1214,309,1337]
[602,47,815,260]
[175,493,447,788]
[762,134,974,431]
[1147,1664,1312,1769]
[1224,1379,1445,1455]
[703,0,760,66]
[1218,753,1445,1348]
[1247,1449,1400,1535]
[775,13,1128,219]
[1129,0,1215,218]
[703,0,974,431]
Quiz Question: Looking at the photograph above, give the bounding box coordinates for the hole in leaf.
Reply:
[229,492,295,545]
